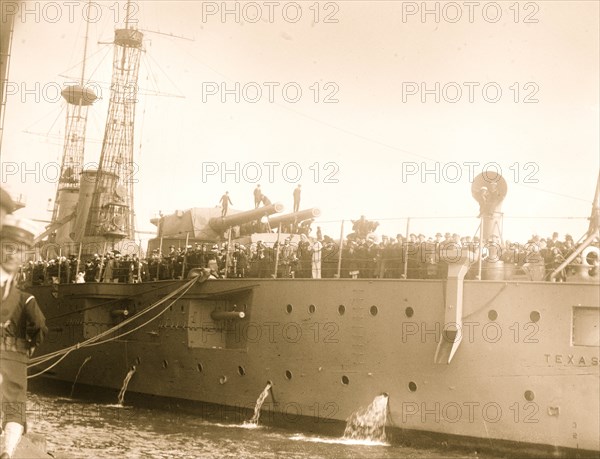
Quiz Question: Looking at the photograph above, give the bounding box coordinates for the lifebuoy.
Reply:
[581,246,599,266]
[581,246,599,279]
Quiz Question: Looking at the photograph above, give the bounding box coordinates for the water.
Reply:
[70,356,92,398]
[243,381,272,427]
[25,392,489,459]
[343,394,388,443]
[117,366,137,406]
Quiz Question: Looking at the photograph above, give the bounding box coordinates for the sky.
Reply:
[1,0,599,246]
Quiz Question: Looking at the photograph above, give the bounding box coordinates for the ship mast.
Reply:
[50,0,98,246]
[0,0,16,150]
[83,0,143,243]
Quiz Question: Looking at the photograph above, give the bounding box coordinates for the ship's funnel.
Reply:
[73,170,99,242]
[471,172,507,243]
[209,203,284,232]
[268,208,321,228]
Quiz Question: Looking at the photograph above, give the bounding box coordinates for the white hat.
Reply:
[0,214,37,247]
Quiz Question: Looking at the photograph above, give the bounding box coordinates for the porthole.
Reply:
[309,304,316,314]
[524,390,535,401]
[405,307,414,318]
[286,304,293,314]
[338,305,346,315]
[197,363,203,372]
[488,310,498,321]
[285,370,293,380]
[370,305,378,316]
[341,375,350,385]
[408,381,417,392]
[238,366,246,376]
[162,360,168,369]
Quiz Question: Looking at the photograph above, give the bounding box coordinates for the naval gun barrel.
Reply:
[209,203,284,231]
[268,208,321,227]
[211,311,246,320]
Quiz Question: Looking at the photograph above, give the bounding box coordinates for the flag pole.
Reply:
[336,220,344,278]
[403,218,410,279]
[273,223,282,278]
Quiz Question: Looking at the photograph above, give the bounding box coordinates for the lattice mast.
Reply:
[85,1,142,240]
[51,5,98,241]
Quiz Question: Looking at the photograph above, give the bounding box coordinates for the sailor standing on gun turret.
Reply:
[253,185,262,209]
[293,185,301,213]
[220,192,233,217]
[0,215,48,459]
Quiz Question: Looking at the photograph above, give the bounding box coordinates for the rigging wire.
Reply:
[83,45,113,84]
[144,47,186,98]
[173,38,593,204]
[513,182,591,203]
[44,105,66,139]
[59,43,111,83]
[43,279,183,322]
[22,104,65,138]
[28,276,199,378]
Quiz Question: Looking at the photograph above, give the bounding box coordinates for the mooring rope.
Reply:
[27,276,199,378]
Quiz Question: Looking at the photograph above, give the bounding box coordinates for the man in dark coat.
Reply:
[219,192,233,217]
[0,215,47,458]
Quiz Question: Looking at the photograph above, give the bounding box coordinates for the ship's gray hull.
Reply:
[30,278,600,454]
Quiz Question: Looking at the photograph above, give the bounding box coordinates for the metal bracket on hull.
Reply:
[434,248,477,364]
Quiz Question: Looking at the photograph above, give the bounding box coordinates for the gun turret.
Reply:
[268,208,321,228]
[147,203,285,251]
[209,203,284,232]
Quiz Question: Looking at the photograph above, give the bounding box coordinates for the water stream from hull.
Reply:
[244,382,272,427]
[343,393,389,443]
[70,356,92,398]
[117,366,137,406]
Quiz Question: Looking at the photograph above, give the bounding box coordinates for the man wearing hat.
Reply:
[219,192,233,217]
[0,215,47,459]
[0,186,16,229]
[309,237,323,279]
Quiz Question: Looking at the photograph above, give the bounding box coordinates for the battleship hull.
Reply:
[30,278,599,455]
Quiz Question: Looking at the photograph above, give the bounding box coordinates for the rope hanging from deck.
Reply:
[27,276,199,379]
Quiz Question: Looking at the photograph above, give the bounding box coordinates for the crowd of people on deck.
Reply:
[16,219,597,285]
